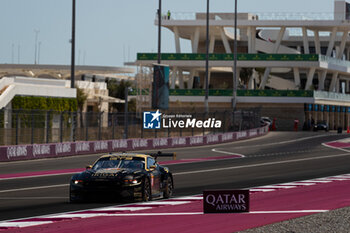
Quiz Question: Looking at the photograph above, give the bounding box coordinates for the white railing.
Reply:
[319,55,350,68]
[254,12,334,20]
[160,11,336,21]
[314,91,350,102]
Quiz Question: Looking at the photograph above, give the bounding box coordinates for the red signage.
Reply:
[203,190,250,213]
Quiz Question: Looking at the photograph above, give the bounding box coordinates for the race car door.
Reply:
[147,157,161,196]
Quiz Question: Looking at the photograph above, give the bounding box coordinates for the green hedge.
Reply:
[10,96,77,128]
[12,96,77,111]
[137,53,319,61]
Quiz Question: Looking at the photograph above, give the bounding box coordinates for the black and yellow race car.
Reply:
[69,152,174,202]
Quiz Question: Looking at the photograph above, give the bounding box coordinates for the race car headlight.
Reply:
[73,180,83,185]
[124,179,137,184]
[123,178,141,185]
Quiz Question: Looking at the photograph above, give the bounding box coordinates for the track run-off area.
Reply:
[1,131,350,232]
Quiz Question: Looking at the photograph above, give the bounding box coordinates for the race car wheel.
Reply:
[163,176,173,199]
[142,178,152,202]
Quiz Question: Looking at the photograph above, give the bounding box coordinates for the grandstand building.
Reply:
[133,0,350,130]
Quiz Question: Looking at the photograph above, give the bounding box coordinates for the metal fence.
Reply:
[0,109,260,146]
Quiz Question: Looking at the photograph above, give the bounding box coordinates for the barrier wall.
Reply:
[0,126,268,162]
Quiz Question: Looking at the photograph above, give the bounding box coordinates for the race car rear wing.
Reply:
[150,151,176,160]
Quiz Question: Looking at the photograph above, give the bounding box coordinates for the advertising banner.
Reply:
[203,190,250,213]
[0,125,268,162]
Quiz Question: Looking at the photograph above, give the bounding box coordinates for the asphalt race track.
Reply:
[1,131,350,225]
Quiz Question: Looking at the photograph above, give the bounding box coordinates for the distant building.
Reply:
[0,64,133,114]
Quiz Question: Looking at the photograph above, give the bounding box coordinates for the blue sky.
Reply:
[0,0,333,67]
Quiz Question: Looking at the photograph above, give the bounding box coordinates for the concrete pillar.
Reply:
[209,35,216,53]
[191,27,200,53]
[170,68,177,89]
[220,28,232,53]
[305,68,316,90]
[302,27,310,54]
[259,27,285,89]
[335,46,340,58]
[326,27,337,57]
[248,69,259,90]
[188,69,197,89]
[335,106,340,129]
[293,68,301,89]
[337,31,348,59]
[336,78,340,93]
[329,72,339,92]
[329,106,335,130]
[318,71,327,91]
[178,69,184,89]
[340,107,345,129]
[248,26,256,53]
[318,105,324,122]
[174,27,181,53]
[312,110,318,126]
[314,30,321,54]
[324,105,330,127]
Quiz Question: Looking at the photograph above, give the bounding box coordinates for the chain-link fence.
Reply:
[0,109,261,146]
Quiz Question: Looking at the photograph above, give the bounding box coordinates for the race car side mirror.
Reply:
[86,165,92,170]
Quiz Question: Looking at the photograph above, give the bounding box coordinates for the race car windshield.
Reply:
[92,157,145,170]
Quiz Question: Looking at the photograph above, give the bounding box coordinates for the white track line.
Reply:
[306,179,332,183]
[0,197,67,200]
[279,182,315,186]
[319,178,348,181]
[0,210,330,228]
[49,213,108,218]
[1,172,349,228]
[136,201,190,205]
[211,149,245,157]
[0,184,68,193]
[175,152,350,176]
[2,153,350,194]
[248,210,328,214]
[172,196,203,200]
[94,207,152,212]
[258,185,295,189]
[249,189,275,192]
[322,142,350,153]
[0,172,79,181]
[0,221,54,228]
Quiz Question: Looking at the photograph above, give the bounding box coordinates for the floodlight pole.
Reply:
[232,0,238,110]
[157,0,162,64]
[34,30,39,64]
[71,0,76,88]
[205,0,209,115]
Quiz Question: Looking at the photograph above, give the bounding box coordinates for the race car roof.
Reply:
[99,153,150,160]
